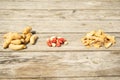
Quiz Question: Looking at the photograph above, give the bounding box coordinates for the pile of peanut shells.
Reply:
[81,30,116,48]
[3,27,38,50]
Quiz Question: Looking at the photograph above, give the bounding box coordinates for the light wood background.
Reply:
[0,0,120,80]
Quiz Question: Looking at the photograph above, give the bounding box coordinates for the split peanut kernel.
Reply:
[81,30,116,48]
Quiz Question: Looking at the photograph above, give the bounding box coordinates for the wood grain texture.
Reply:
[45,77,120,80]
[0,51,120,78]
[0,10,120,20]
[0,78,45,80]
[0,0,120,79]
[1,0,120,2]
[0,1,119,9]
[1,77,120,80]
[0,21,120,33]
[0,79,45,80]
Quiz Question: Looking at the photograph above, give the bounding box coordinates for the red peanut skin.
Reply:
[51,38,57,43]
[56,41,61,47]
[47,37,67,47]
[47,39,52,47]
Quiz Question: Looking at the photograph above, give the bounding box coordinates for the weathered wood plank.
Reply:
[1,0,120,2]
[0,21,120,33]
[0,78,45,80]
[45,77,120,80]
[0,10,120,20]
[0,1,119,9]
[1,77,120,80]
[0,33,120,51]
[0,51,120,78]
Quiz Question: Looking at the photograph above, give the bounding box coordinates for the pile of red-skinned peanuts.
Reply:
[46,36,68,47]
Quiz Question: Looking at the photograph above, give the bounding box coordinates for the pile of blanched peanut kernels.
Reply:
[3,27,38,50]
[81,30,116,48]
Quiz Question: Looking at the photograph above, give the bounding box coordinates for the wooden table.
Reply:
[0,0,120,80]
